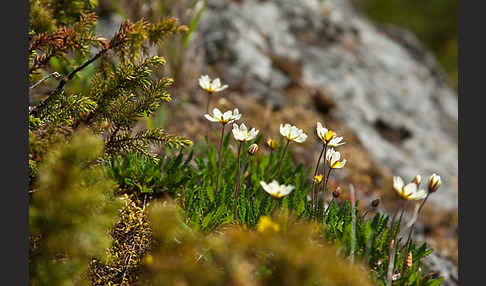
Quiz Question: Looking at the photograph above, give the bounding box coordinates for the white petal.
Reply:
[260,181,271,193]
[393,176,404,190]
[204,114,219,122]
[213,78,221,88]
[403,183,417,196]
[213,108,222,119]
[409,189,427,200]
[223,110,232,120]
[240,123,247,132]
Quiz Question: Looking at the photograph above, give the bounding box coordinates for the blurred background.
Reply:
[94,0,457,277]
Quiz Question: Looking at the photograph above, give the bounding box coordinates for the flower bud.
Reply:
[371,198,380,208]
[248,143,259,155]
[266,138,278,150]
[428,173,441,193]
[412,174,422,186]
[332,187,341,198]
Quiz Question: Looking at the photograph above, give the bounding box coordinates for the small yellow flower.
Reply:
[393,176,427,200]
[143,254,154,266]
[314,174,323,184]
[198,75,228,93]
[266,138,278,150]
[326,148,346,169]
[256,216,280,232]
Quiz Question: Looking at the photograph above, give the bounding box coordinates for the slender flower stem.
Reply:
[205,92,211,143]
[264,149,273,181]
[324,197,335,217]
[311,144,326,216]
[206,92,211,114]
[215,123,226,194]
[386,203,405,285]
[321,168,333,222]
[234,141,243,220]
[316,144,329,216]
[276,140,291,180]
[405,193,430,253]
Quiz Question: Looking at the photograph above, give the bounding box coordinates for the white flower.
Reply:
[232,123,259,142]
[428,173,441,193]
[260,180,295,198]
[280,123,307,143]
[393,176,427,200]
[204,107,241,124]
[317,122,345,146]
[326,148,346,169]
[198,75,228,93]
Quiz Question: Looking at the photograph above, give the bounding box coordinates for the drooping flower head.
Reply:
[280,123,307,143]
[260,180,295,198]
[428,173,441,193]
[326,148,346,169]
[198,75,228,93]
[316,122,345,147]
[393,176,427,200]
[204,107,241,124]
[232,123,259,142]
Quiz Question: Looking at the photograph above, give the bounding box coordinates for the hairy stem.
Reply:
[264,149,273,181]
[405,193,430,253]
[205,91,211,143]
[386,203,405,285]
[276,140,290,180]
[215,123,226,194]
[316,144,329,216]
[234,141,243,220]
[311,144,326,217]
[321,168,333,222]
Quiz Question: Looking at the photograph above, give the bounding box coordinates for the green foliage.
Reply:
[106,149,194,195]
[105,132,443,285]
[137,201,375,286]
[28,0,191,187]
[29,129,123,286]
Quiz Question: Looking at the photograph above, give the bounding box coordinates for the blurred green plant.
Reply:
[29,129,123,285]
[137,201,375,286]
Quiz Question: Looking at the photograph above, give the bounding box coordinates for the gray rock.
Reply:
[196,0,458,210]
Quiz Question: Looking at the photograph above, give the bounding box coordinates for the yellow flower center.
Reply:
[324,130,336,142]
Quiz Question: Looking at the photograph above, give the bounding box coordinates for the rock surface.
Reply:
[195,0,458,210]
